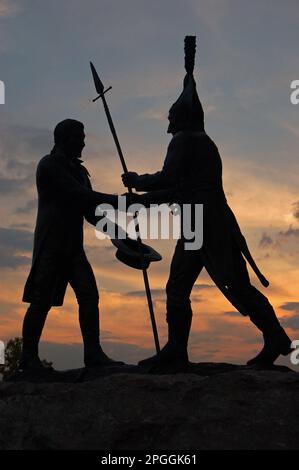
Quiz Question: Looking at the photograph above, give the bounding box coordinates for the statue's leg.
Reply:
[69,250,124,367]
[228,242,292,365]
[138,239,204,367]
[20,303,51,370]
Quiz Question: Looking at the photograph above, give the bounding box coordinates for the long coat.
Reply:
[22,148,118,307]
[134,130,269,315]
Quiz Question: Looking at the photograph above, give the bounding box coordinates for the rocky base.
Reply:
[0,363,299,450]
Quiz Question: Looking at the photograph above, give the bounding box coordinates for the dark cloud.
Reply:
[278,226,299,238]
[193,283,215,290]
[0,122,51,195]
[223,310,242,317]
[279,302,299,331]
[16,199,37,214]
[280,315,299,331]
[0,161,36,194]
[292,201,299,220]
[280,302,299,313]
[258,226,299,261]
[124,283,214,298]
[6,159,35,176]
[191,295,203,303]
[0,227,33,268]
[256,253,270,261]
[0,173,35,194]
[125,288,165,298]
[257,203,299,254]
[0,122,51,162]
[259,232,273,248]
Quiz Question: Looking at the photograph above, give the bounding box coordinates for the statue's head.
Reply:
[167,74,205,135]
[54,119,85,159]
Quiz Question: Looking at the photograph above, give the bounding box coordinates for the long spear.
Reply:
[90,62,160,354]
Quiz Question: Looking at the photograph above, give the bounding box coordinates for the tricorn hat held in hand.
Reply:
[111,237,162,270]
[168,36,204,132]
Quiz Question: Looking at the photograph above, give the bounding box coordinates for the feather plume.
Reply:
[184,36,196,75]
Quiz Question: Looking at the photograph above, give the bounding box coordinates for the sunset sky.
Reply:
[0,0,298,370]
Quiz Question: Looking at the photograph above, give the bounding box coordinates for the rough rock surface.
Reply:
[0,363,299,450]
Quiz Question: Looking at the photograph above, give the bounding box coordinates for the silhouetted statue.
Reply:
[122,37,292,369]
[21,119,126,370]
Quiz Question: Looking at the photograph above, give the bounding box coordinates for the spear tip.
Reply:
[90,61,104,95]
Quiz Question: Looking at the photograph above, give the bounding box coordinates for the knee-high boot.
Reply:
[247,291,292,365]
[79,300,124,367]
[138,310,192,368]
[20,303,51,370]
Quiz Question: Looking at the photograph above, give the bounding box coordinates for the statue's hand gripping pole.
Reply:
[90,61,160,354]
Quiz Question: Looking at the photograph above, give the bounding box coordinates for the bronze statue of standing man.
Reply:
[21,119,126,370]
[123,37,292,369]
